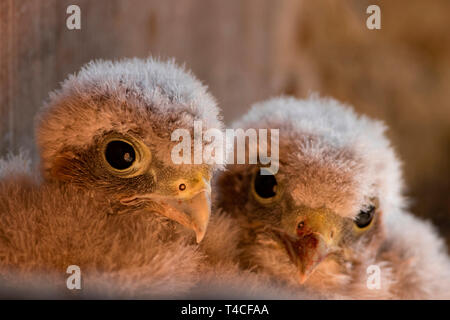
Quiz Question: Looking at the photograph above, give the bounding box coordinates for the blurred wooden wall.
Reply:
[284,0,450,245]
[0,0,295,155]
[1,0,449,243]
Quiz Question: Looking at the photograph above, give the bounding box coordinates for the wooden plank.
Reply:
[0,0,289,156]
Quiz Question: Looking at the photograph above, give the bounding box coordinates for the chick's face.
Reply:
[35,58,224,243]
[34,58,227,242]
[216,97,401,290]
[217,155,383,288]
[47,124,212,243]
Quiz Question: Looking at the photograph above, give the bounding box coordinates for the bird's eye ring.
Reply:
[354,205,376,229]
[101,135,151,177]
[251,168,279,204]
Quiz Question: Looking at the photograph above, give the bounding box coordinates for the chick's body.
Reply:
[0,167,201,298]
[216,96,450,299]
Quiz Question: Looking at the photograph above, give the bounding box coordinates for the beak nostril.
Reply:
[330,230,334,239]
[179,183,186,191]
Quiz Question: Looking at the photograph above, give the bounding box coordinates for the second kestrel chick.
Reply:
[215,96,450,299]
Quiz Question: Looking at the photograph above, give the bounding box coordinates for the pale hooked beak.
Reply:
[275,231,338,284]
[274,206,341,284]
[295,233,334,284]
[164,189,211,243]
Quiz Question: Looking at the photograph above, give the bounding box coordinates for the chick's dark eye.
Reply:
[105,140,136,170]
[355,205,375,228]
[254,172,277,199]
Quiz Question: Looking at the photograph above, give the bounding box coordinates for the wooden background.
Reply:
[1,0,449,244]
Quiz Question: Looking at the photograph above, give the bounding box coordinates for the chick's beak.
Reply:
[276,207,340,284]
[160,176,212,243]
[294,233,333,284]
[166,189,211,243]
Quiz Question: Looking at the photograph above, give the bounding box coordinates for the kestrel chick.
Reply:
[0,58,223,297]
[215,96,450,299]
